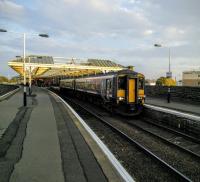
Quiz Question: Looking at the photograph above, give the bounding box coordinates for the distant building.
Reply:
[182,71,200,87]
[145,79,156,86]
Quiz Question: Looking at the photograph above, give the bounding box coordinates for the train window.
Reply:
[96,80,100,90]
[118,76,126,89]
[106,79,110,89]
[110,80,112,89]
[138,79,144,89]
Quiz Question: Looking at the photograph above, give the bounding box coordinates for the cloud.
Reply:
[144,29,153,36]
[22,0,151,41]
[0,0,25,21]
[0,0,200,79]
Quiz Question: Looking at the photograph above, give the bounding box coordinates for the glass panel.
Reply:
[118,76,126,89]
[138,79,144,89]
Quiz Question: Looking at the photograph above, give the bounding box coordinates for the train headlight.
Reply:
[138,96,145,100]
[119,97,124,101]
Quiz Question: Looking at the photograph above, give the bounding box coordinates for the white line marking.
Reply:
[0,87,20,100]
[49,91,135,182]
[144,104,200,122]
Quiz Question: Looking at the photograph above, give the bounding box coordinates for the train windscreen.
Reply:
[118,76,126,89]
[138,78,144,89]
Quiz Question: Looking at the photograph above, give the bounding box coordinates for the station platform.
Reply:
[145,97,200,116]
[0,87,125,182]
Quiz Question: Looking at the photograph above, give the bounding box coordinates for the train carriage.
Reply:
[60,69,145,116]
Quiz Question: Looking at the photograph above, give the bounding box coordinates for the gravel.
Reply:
[65,97,183,182]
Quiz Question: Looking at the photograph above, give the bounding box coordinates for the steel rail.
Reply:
[141,118,200,144]
[0,87,20,101]
[63,96,192,182]
[49,91,135,182]
[124,119,200,159]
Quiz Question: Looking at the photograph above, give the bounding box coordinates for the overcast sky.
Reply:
[0,0,199,80]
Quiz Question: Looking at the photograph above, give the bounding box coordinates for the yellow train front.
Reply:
[60,69,145,116]
[113,70,145,115]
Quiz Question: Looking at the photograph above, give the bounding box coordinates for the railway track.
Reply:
[58,93,195,182]
[139,118,200,144]
[125,118,200,158]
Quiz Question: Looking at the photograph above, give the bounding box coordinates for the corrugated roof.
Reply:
[86,59,123,67]
[8,56,125,78]
[14,56,54,64]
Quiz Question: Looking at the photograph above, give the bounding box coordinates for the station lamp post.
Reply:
[154,43,172,78]
[16,55,38,96]
[154,43,172,103]
[0,28,49,106]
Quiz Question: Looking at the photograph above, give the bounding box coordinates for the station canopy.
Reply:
[8,55,125,78]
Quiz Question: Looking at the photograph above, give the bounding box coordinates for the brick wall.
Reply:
[145,85,200,103]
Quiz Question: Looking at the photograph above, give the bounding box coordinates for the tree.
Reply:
[156,77,166,86]
[156,77,176,86]
[9,77,19,83]
[0,76,8,83]
[165,78,176,86]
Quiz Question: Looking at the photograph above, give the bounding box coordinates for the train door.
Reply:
[128,78,136,103]
[106,79,110,99]
[117,76,126,102]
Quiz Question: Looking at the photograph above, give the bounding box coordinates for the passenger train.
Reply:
[60,69,145,116]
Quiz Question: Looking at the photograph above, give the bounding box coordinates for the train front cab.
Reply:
[116,73,145,115]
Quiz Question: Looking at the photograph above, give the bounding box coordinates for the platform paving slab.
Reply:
[50,91,108,182]
[0,90,34,182]
[55,93,125,182]
[10,87,64,182]
[1,87,123,182]
[145,97,200,116]
[0,89,22,138]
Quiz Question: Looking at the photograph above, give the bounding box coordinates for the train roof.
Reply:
[61,69,144,81]
[76,69,138,78]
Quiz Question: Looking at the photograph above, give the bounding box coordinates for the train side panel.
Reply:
[75,75,114,99]
[59,70,145,116]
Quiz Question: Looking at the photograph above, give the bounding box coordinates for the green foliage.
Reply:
[156,77,176,86]
[165,78,176,86]
[156,77,165,86]
[9,77,18,83]
[0,76,19,84]
[0,76,8,83]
